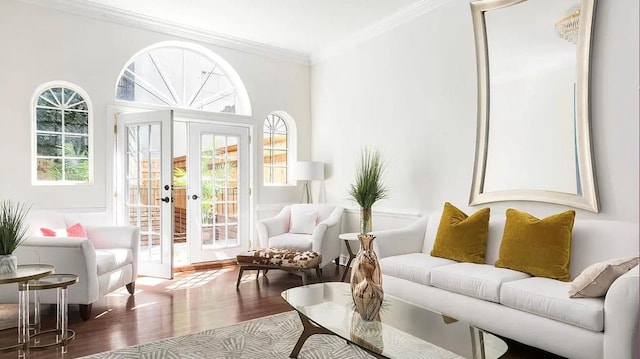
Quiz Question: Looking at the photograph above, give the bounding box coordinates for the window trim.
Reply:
[31,81,94,186]
[263,111,297,187]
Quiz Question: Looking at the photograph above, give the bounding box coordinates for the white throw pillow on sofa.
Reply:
[290,210,317,234]
[568,256,639,298]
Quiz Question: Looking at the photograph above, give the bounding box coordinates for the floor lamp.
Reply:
[292,161,324,203]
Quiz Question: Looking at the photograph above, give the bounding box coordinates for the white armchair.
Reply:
[0,211,139,320]
[255,204,344,270]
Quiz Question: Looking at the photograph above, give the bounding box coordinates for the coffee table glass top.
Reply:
[0,264,55,284]
[282,282,507,359]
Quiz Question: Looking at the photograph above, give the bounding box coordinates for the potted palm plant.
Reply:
[0,200,31,274]
[348,147,388,234]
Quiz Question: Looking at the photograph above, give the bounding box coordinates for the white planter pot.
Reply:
[0,254,17,274]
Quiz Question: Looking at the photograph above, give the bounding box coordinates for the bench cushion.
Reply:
[236,248,321,268]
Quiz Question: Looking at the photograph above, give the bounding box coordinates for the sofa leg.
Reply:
[126,282,136,294]
[79,304,92,321]
[334,257,340,266]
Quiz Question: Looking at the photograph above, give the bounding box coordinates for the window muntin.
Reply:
[263,114,288,185]
[34,85,90,183]
[116,46,238,113]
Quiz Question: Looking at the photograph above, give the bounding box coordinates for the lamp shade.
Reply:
[291,161,324,181]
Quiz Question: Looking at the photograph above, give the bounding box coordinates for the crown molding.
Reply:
[310,0,456,65]
[18,0,311,65]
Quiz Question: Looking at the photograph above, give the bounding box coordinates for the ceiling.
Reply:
[80,0,424,57]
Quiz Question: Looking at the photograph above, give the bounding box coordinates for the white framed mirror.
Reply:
[469,0,599,212]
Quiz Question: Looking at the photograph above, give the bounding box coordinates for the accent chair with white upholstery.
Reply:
[255,204,344,271]
[0,211,139,321]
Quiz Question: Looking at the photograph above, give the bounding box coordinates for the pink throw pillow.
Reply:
[39,223,87,238]
[40,227,56,237]
[66,223,88,238]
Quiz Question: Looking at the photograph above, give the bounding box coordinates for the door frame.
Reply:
[107,104,256,267]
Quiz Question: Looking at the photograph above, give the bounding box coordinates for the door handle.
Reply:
[191,194,199,200]
[158,197,170,203]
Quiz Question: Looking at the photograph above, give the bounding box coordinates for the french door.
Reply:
[187,123,250,263]
[116,110,174,279]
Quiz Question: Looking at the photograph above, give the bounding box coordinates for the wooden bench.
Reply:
[235,248,322,288]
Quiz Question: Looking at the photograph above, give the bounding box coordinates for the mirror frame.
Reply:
[469,0,599,212]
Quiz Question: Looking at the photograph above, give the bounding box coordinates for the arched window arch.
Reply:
[33,81,92,184]
[115,41,251,115]
[263,111,297,185]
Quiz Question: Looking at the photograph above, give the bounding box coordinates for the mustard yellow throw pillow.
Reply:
[495,209,576,281]
[430,202,490,264]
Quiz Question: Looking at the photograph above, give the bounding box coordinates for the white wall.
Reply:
[311,0,639,224]
[0,0,309,211]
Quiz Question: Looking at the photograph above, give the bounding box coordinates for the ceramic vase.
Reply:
[360,207,372,234]
[350,234,383,321]
[0,254,17,274]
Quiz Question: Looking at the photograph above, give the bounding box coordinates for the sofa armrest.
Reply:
[85,225,139,249]
[14,236,99,304]
[371,215,429,259]
[256,207,291,248]
[604,265,639,359]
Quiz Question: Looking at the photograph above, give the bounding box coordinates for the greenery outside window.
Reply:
[263,113,288,185]
[34,83,91,184]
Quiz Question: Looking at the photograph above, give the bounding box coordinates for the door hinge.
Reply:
[113,113,119,134]
[249,188,252,196]
[248,135,251,144]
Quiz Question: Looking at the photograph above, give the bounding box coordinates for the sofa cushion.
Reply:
[501,277,604,331]
[430,202,490,264]
[269,233,313,251]
[431,263,530,302]
[495,209,575,281]
[568,256,639,298]
[379,253,456,286]
[95,248,133,275]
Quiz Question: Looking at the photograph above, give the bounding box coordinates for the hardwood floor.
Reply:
[0,264,563,359]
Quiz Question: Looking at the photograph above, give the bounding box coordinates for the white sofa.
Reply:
[372,211,639,359]
[0,211,139,320]
[256,204,344,269]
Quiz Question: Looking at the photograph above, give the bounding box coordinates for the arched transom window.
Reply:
[263,113,289,185]
[34,83,91,183]
[116,42,250,115]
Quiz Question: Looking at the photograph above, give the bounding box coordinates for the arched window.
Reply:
[263,112,292,185]
[33,82,92,184]
[115,41,251,115]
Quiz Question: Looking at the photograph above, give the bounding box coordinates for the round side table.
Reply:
[338,232,360,282]
[0,264,54,357]
[28,274,78,353]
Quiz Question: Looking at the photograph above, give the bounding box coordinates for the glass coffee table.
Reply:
[282,282,507,359]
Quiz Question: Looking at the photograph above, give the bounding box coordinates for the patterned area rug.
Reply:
[79,310,468,359]
[79,311,375,359]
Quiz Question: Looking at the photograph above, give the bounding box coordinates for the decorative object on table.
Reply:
[348,147,388,234]
[350,233,383,321]
[0,200,31,274]
[291,161,324,203]
[350,311,384,354]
